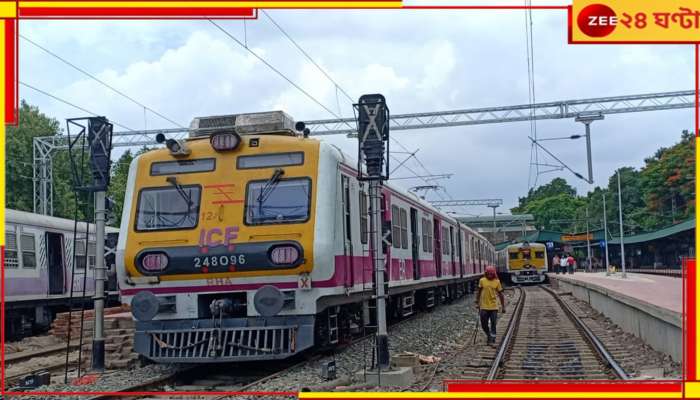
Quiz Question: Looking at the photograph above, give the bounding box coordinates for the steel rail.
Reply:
[541,285,630,380]
[486,286,525,381]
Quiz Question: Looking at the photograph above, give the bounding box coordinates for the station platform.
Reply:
[548,271,681,314]
[548,271,682,362]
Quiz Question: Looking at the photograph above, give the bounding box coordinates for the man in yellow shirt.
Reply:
[475,265,505,346]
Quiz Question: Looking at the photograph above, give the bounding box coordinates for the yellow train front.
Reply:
[498,242,548,284]
[117,110,494,363]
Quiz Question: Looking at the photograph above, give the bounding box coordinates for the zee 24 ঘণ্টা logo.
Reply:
[575,1,700,41]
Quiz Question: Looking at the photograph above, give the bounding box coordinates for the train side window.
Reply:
[421,219,428,252]
[427,220,433,253]
[441,227,449,255]
[75,240,87,270]
[21,233,36,269]
[400,208,408,249]
[88,243,97,269]
[391,205,401,249]
[5,231,18,268]
[342,176,352,242]
[359,190,368,245]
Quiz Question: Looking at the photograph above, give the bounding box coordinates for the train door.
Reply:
[341,175,354,288]
[433,218,442,278]
[457,230,464,278]
[449,226,456,276]
[410,208,420,280]
[46,232,64,295]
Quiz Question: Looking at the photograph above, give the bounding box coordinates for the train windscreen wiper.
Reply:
[166,176,192,208]
[257,168,285,206]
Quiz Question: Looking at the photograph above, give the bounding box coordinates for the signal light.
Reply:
[141,253,169,272]
[270,246,300,265]
[211,132,241,151]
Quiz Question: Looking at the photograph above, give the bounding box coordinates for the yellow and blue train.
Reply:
[116,111,496,363]
[496,241,548,284]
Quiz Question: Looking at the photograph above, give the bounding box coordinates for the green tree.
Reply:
[512,177,578,214]
[6,101,61,212]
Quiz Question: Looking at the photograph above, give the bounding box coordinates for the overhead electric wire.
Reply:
[20,34,185,129]
[20,81,136,132]
[215,16,456,201]
[208,19,352,129]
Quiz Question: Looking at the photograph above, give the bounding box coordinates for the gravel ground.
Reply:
[7,363,181,400]
[559,292,681,379]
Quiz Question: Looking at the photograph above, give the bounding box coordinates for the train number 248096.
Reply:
[194,254,247,268]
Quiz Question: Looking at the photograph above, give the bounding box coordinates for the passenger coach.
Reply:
[117,111,495,363]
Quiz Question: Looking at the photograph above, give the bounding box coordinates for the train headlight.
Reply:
[140,252,169,272]
[210,132,241,151]
[269,245,300,265]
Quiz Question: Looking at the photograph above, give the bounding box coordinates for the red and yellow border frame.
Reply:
[0,1,698,398]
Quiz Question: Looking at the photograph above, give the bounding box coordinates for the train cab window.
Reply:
[136,185,201,231]
[21,234,36,269]
[245,178,311,225]
[237,152,304,169]
[5,231,18,268]
[359,191,368,245]
[391,206,401,249]
[509,252,519,260]
[150,158,215,176]
[400,209,408,249]
[535,251,545,259]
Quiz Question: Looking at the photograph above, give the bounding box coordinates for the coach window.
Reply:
[21,233,36,269]
[442,227,449,255]
[391,206,401,249]
[5,230,18,268]
[421,219,428,252]
[400,208,408,249]
[75,240,87,270]
[88,243,97,269]
[427,220,434,253]
[359,191,368,245]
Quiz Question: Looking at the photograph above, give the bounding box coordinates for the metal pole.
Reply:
[584,122,593,184]
[369,180,389,369]
[617,170,627,278]
[586,205,591,273]
[91,190,106,371]
[603,193,610,276]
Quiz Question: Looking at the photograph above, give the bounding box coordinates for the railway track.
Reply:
[487,285,629,380]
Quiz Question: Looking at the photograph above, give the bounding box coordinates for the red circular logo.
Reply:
[577,4,617,37]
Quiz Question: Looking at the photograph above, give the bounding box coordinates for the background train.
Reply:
[496,241,548,284]
[5,209,119,339]
[116,110,496,363]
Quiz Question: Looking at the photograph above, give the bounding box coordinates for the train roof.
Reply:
[6,209,119,234]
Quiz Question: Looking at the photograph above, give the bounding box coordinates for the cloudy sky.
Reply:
[19,10,695,216]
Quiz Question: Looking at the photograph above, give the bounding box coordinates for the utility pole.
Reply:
[602,192,610,276]
[488,203,499,243]
[617,170,627,278]
[575,114,604,184]
[355,94,391,371]
[586,204,591,273]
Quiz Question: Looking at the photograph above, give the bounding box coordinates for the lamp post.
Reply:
[487,203,499,244]
[602,192,610,276]
[617,170,627,278]
[586,204,591,273]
